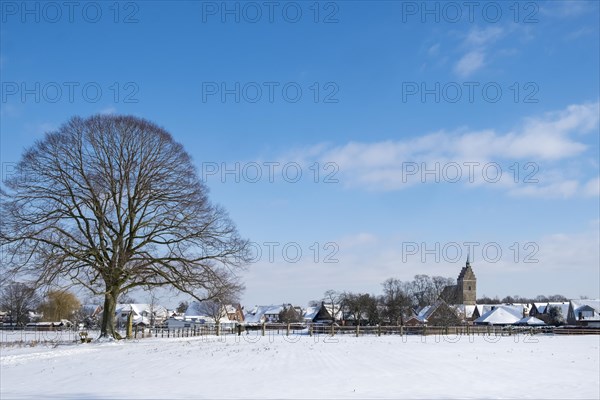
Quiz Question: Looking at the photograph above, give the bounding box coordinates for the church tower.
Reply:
[456,255,476,305]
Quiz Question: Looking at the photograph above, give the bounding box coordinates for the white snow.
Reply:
[474,306,524,325]
[516,316,546,326]
[1,334,599,399]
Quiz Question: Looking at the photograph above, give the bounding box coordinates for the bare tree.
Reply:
[410,275,433,308]
[0,281,39,326]
[431,276,454,302]
[341,292,378,326]
[146,289,159,328]
[322,289,342,323]
[118,293,137,304]
[381,278,412,325]
[201,300,227,326]
[1,115,250,339]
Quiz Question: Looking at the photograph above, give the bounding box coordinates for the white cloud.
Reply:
[508,180,579,198]
[452,26,504,78]
[465,26,505,47]
[583,177,600,197]
[427,43,440,56]
[454,51,485,78]
[451,25,516,77]
[280,102,599,197]
[541,1,590,18]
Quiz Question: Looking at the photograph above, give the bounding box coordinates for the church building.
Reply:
[440,256,477,305]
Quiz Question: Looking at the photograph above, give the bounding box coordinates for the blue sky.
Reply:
[1,1,599,307]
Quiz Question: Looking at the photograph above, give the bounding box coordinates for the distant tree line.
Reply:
[312,275,572,326]
[310,275,455,326]
[0,281,81,326]
[476,294,569,304]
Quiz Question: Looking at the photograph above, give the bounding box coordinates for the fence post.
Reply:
[331,324,334,336]
[134,326,138,339]
[261,322,265,337]
[355,325,360,337]
[400,325,404,336]
[377,325,381,337]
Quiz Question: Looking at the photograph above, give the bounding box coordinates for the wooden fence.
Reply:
[3,324,598,345]
[126,323,595,339]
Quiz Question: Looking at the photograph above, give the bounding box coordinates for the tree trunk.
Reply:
[100,287,121,339]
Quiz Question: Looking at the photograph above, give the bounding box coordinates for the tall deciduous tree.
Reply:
[38,290,81,322]
[1,115,249,339]
[322,289,342,323]
[381,278,412,325]
[0,281,39,326]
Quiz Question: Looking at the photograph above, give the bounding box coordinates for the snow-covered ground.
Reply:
[1,333,599,399]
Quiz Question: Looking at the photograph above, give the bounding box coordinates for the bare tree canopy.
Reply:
[0,281,39,326]
[1,115,249,338]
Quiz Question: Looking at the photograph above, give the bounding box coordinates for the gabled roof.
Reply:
[532,303,548,313]
[457,264,475,280]
[115,304,151,316]
[449,304,476,319]
[515,316,546,326]
[244,305,287,324]
[569,299,600,321]
[474,306,523,325]
[303,306,320,321]
[185,301,221,318]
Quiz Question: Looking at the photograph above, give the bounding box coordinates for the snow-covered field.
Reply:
[1,333,599,399]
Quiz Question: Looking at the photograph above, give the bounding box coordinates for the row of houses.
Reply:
[5,297,597,330]
[401,298,600,327]
[4,260,597,330]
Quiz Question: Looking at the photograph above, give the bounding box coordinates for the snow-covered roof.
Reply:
[184,301,235,323]
[225,305,239,314]
[115,304,150,316]
[244,305,287,324]
[533,303,548,313]
[303,306,319,321]
[449,304,476,319]
[569,299,600,321]
[515,316,546,326]
[474,306,523,325]
[417,306,431,319]
[323,304,343,320]
[133,316,150,325]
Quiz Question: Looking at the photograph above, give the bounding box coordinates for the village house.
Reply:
[474,305,525,326]
[567,299,600,327]
[405,300,462,326]
[115,303,169,327]
[225,304,245,323]
[243,304,302,325]
[303,302,343,325]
